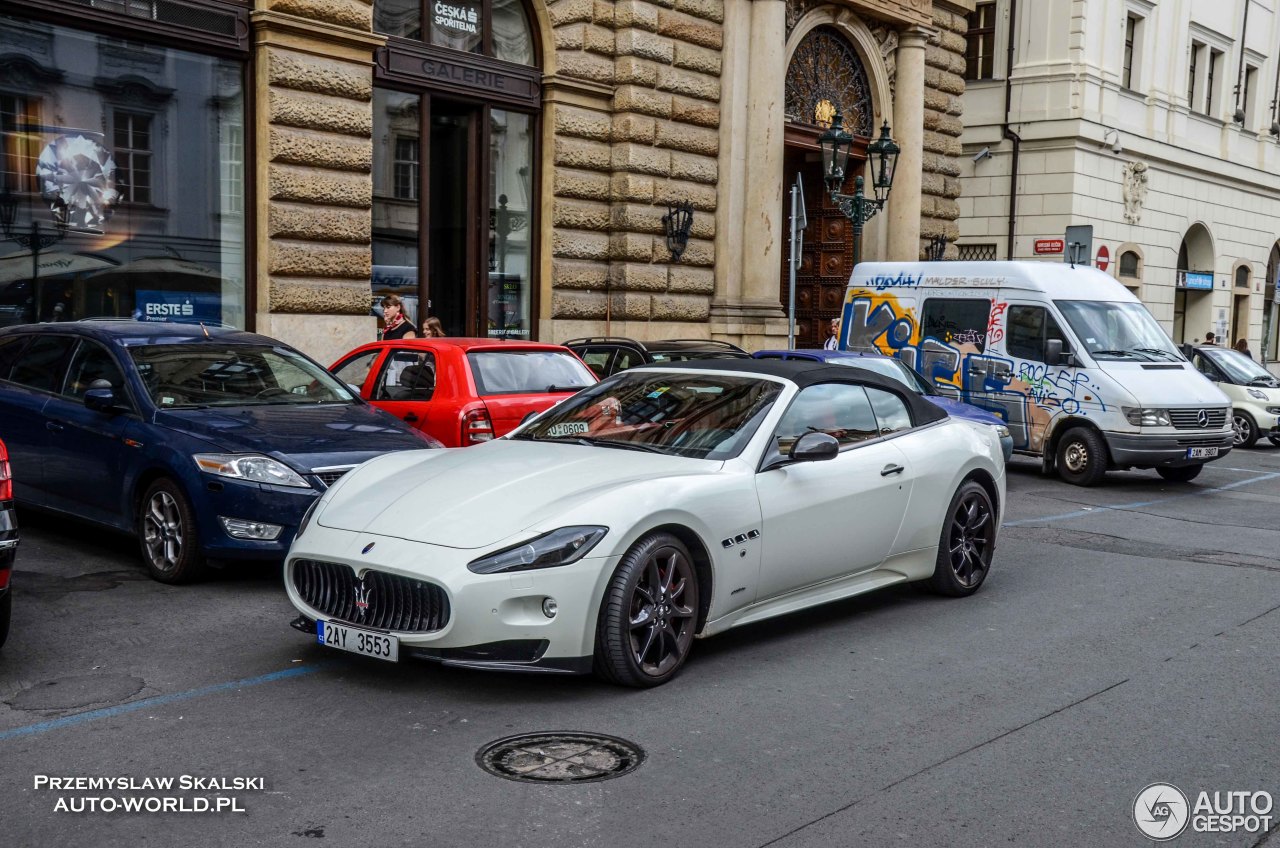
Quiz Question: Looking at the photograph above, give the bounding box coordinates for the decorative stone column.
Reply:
[889,25,928,261]
[251,0,384,365]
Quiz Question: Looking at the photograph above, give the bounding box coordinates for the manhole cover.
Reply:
[476,732,644,783]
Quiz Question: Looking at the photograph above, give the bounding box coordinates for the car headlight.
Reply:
[994,425,1011,438]
[1268,406,1280,415]
[193,454,311,489]
[295,497,321,539]
[1247,389,1269,400]
[467,526,608,574]
[1123,407,1171,427]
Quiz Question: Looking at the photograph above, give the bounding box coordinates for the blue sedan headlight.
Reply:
[468,526,608,574]
[193,453,311,489]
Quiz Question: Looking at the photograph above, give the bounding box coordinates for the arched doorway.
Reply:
[1174,224,1215,344]
[780,25,875,349]
[371,0,541,339]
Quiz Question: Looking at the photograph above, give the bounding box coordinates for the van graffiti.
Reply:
[867,272,924,291]
[842,288,1105,451]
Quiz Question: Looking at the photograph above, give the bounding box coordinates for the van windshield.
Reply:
[1054,300,1184,362]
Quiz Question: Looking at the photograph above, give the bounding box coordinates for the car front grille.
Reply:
[1177,436,1226,447]
[312,466,355,488]
[1169,408,1228,430]
[291,559,450,633]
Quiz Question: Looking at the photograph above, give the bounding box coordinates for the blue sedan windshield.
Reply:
[130,345,356,408]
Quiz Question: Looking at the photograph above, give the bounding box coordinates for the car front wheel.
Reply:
[138,479,207,584]
[927,481,996,597]
[1232,411,1259,448]
[594,532,699,688]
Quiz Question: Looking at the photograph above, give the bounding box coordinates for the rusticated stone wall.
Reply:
[542,0,727,340]
[919,0,968,257]
[252,0,383,363]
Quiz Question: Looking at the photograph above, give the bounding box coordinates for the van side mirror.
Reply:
[1044,339,1077,367]
[83,379,123,414]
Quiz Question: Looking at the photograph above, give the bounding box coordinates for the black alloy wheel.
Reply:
[1156,464,1204,483]
[138,478,207,584]
[1055,426,1108,487]
[928,481,995,597]
[594,532,699,688]
[1232,411,1259,448]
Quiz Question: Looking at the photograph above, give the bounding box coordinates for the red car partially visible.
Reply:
[330,339,597,447]
[0,438,15,649]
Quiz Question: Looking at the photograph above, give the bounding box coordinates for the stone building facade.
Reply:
[0,0,973,363]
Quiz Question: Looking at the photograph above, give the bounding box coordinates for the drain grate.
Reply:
[476,732,645,783]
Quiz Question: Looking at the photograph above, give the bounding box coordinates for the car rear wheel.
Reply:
[1156,464,1203,483]
[594,531,698,688]
[138,479,207,584]
[1056,427,1108,487]
[927,481,995,597]
[0,591,10,649]
[1232,411,1259,448]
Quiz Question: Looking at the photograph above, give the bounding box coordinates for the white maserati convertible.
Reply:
[284,359,1007,687]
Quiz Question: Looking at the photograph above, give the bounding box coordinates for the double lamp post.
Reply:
[816,110,900,267]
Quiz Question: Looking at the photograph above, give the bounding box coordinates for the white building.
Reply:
[956,0,1280,362]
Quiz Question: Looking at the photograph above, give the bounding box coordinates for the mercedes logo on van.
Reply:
[1197,409,1209,428]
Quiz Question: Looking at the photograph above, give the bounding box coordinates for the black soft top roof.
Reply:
[636,358,949,425]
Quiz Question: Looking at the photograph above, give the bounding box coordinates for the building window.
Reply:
[1188,42,1200,108]
[220,123,243,215]
[965,2,997,81]
[393,136,420,200]
[372,0,535,66]
[1236,266,1251,289]
[1242,65,1258,127]
[0,93,40,194]
[1206,48,1222,116]
[958,243,998,261]
[1123,15,1140,90]
[113,111,152,205]
[1119,251,1140,278]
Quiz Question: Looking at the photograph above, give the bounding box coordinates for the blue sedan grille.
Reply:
[291,559,450,633]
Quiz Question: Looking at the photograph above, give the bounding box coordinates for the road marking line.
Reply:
[1005,471,1280,527]
[0,664,325,743]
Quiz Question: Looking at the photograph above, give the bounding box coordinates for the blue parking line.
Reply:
[1005,471,1280,527]
[0,664,326,743]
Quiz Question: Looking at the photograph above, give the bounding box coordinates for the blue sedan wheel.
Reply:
[139,479,207,584]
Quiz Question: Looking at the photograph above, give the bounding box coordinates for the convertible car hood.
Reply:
[317,439,716,549]
[155,403,436,468]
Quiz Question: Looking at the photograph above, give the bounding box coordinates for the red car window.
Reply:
[332,349,380,394]
[374,349,437,401]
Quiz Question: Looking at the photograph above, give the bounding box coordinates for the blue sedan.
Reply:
[0,321,440,583]
[753,349,1014,461]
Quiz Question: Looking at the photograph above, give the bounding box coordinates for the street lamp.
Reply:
[0,185,70,321]
[818,113,900,266]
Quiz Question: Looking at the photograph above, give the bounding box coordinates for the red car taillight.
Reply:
[461,406,494,445]
[0,441,10,502]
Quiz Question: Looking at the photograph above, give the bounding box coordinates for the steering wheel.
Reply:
[256,387,291,399]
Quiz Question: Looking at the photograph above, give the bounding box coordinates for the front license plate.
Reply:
[317,620,399,662]
[1186,447,1219,459]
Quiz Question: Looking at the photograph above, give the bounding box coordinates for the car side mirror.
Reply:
[1044,339,1077,367]
[83,379,122,414]
[789,431,840,462]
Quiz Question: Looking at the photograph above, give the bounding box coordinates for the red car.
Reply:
[0,438,14,649]
[330,339,597,447]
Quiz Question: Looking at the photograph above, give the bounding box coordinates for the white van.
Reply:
[838,261,1233,486]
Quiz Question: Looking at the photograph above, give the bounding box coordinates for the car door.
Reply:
[1001,302,1078,452]
[331,348,382,397]
[754,381,914,600]
[370,347,443,435]
[0,334,77,502]
[41,339,140,525]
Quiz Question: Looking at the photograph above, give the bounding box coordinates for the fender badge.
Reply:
[361,542,376,554]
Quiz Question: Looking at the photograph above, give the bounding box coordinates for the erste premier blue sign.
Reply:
[134,290,222,324]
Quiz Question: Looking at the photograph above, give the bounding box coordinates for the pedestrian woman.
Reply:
[380,295,417,340]
[422,316,445,338]
[1234,338,1254,360]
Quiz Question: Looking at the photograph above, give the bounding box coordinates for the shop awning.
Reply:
[0,251,119,285]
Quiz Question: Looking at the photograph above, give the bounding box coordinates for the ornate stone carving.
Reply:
[870,23,898,103]
[1123,161,1149,224]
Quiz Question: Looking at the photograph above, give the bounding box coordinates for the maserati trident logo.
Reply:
[1197,409,1209,428]
[353,579,372,621]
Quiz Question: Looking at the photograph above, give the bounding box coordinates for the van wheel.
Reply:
[1055,427,1108,487]
[1232,411,1259,448]
[1157,464,1203,483]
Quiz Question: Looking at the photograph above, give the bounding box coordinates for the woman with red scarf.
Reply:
[380,294,418,340]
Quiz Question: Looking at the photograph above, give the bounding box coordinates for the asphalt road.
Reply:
[3,449,1280,847]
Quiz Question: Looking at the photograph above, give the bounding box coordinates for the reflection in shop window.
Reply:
[113,111,153,205]
[374,0,422,39]
[393,136,420,201]
[372,89,422,326]
[488,109,533,339]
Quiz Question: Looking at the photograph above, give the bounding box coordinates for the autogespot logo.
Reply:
[1134,783,1190,841]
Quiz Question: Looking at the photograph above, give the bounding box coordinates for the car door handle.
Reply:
[403,412,418,423]
[46,421,65,433]
[880,463,905,477]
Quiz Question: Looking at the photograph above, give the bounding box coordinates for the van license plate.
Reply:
[317,620,399,662]
[1186,447,1218,459]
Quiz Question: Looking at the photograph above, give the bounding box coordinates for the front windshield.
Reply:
[830,356,932,395]
[1054,300,1183,361]
[1204,348,1280,386]
[513,370,783,459]
[130,344,356,408]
